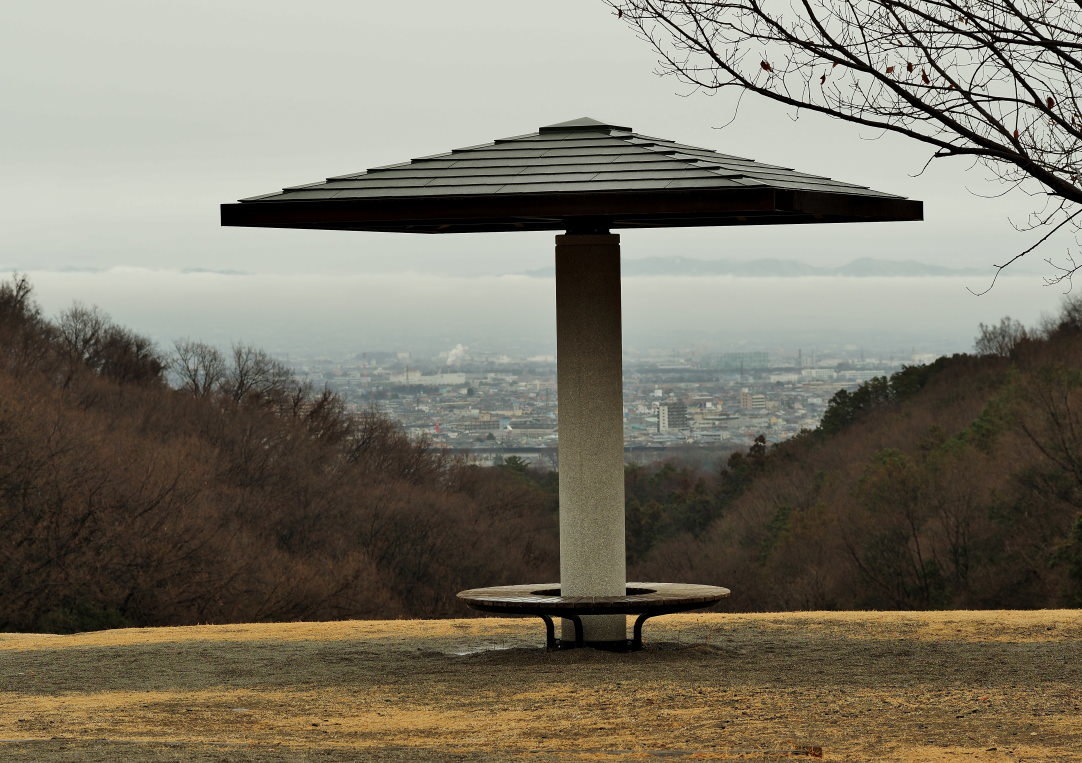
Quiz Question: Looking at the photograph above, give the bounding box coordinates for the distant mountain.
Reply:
[521,256,986,278]
[832,257,984,277]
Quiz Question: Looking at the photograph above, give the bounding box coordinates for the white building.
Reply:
[658,401,689,432]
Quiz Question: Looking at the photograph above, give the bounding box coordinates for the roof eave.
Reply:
[220,188,922,234]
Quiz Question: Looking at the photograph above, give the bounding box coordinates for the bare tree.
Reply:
[58,304,163,385]
[0,274,52,372]
[0,274,38,327]
[224,344,294,405]
[974,316,1028,356]
[608,0,1082,285]
[57,303,108,365]
[95,325,164,385]
[172,339,227,398]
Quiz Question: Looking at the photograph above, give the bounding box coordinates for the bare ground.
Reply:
[0,610,1079,761]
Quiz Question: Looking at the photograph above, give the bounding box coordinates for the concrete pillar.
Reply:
[555,233,626,644]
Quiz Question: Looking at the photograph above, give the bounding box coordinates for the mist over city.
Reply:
[18,267,1059,360]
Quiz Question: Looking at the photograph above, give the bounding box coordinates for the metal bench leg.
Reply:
[632,613,653,651]
[563,614,585,648]
[539,614,557,650]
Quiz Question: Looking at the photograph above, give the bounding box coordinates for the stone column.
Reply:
[555,233,626,644]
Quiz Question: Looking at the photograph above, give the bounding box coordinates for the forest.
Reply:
[0,275,1079,633]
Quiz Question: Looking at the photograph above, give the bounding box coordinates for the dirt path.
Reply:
[0,611,1078,761]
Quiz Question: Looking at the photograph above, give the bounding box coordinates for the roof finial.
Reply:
[539,117,631,133]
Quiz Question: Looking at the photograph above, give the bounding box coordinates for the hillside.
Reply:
[0,276,559,633]
[1,611,1078,761]
[2,273,1081,634]
[629,311,1082,612]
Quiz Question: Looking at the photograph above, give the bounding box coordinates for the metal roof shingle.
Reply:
[225,117,922,232]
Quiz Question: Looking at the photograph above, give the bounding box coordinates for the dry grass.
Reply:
[0,611,1079,761]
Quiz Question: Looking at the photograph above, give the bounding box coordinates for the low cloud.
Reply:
[14,267,1061,359]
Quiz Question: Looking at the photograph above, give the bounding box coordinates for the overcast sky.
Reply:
[1,1,1072,354]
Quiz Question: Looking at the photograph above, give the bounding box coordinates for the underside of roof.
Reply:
[221,118,922,234]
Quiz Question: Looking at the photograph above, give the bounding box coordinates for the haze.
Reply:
[18,268,1054,360]
[2,1,1072,356]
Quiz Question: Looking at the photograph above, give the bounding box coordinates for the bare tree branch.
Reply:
[608,0,1082,283]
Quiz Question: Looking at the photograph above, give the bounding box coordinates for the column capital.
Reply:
[555,233,621,247]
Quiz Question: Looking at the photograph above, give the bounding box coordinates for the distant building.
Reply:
[740,391,767,411]
[658,401,689,432]
[462,418,501,433]
[388,372,467,385]
[709,352,770,371]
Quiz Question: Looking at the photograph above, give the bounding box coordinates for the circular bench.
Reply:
[456,582,731,651]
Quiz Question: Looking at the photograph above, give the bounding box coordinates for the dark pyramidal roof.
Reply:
[221,118,921,234]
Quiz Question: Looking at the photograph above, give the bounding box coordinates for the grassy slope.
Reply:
[1,611,1079,761]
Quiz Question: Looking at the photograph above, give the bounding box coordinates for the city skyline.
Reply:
[294,342,910,467]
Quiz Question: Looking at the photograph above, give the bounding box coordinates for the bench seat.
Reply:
[456,582,730,651]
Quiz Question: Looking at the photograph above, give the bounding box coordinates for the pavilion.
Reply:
[222,117,922,647]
